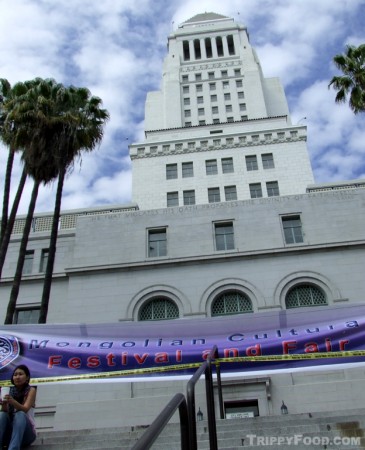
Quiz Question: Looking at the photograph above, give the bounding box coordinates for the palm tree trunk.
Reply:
[39,165,66,323]
[4,180,40,324]
[0,166,27,280]
[0,146,15,245]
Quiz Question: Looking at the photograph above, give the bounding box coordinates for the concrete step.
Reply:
[29,410,365,449]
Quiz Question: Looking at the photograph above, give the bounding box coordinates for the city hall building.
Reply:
[1,13,365,431]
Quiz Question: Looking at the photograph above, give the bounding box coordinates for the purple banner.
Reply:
[1,303,365,381]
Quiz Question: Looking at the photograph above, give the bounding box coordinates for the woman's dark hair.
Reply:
[11,364,31,385]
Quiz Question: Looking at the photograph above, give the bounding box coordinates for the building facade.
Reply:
[1,13,365,431]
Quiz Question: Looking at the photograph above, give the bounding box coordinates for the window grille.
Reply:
[286,285,327,309]
[212,292,252,316]
[139,298,179,321]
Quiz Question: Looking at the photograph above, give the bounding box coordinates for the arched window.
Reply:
[211,291,253,316]
[285,285,327,309]
[139,298,179,321]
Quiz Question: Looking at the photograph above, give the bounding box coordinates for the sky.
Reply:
[0,0,364,215]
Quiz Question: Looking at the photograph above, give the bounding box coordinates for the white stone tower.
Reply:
[130,12,314,210]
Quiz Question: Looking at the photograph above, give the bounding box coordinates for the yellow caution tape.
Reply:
[1,350,364,385]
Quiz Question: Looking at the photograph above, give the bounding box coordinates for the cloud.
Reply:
[0,0,364,216]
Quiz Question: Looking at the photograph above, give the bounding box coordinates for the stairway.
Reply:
[30,409,365,449]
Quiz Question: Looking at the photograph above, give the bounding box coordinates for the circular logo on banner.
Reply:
[0,335,20,368]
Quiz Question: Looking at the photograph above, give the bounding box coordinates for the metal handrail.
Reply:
[131,392,190,450]
[187,345,218,450]
[131,346,222,450]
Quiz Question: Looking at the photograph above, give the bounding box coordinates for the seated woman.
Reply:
[0,365,37,450]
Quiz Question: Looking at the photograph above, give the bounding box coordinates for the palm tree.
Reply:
[329,43,365,113]
[0,79,40,279]
[38,87,109,323]
[4,78,63,324]
[0,78,13,244]
[2,78,108,324]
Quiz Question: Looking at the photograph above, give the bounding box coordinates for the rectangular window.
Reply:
[238,91,245,99]
[239,103,246,111]
[211,94,217,102]
[199,120,206,125]
[236,79,243,88]
[267,181,279,197]
[183,190,195,205]
[206,160,218,175]
[167,192,178,207]
[166,163,178,179]
[212,106,218,114]
[221,70,228,77]
[196,84,203,92]
[185,121,192,127]
[234,69,241,76]
[195,73,202,81]
[14,308,40,324]
[224,185,237,201]
[182,75,189,82]
[209,83,216,91]
[215,222,234,250]
[198,108,204,116]
[23,250,34,275]
[208,71,215,80]
[148,229,167,257]
[213,118,220,124]
[225,105,232,112]
[183,86,189,94]
[208,187,220,203]
[223,81,229,89]
[184,110,191,117]
[182,162,194,178]
[249,183,262,198]
[227,117,234,122]
[184,98,190,106]
[39,249,49,273]
[282,216,304,244]
[222,157,234,173]
[224,93,231,101]
[197,96,204,104]
[246,155,258,171]
[262,153,275,169]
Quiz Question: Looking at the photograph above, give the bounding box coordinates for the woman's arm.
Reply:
[6,387,36,413]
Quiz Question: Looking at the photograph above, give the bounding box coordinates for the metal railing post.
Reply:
[215,360,225,419]
[205,357,218,450]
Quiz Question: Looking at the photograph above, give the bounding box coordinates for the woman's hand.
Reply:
[3,394,11,403]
